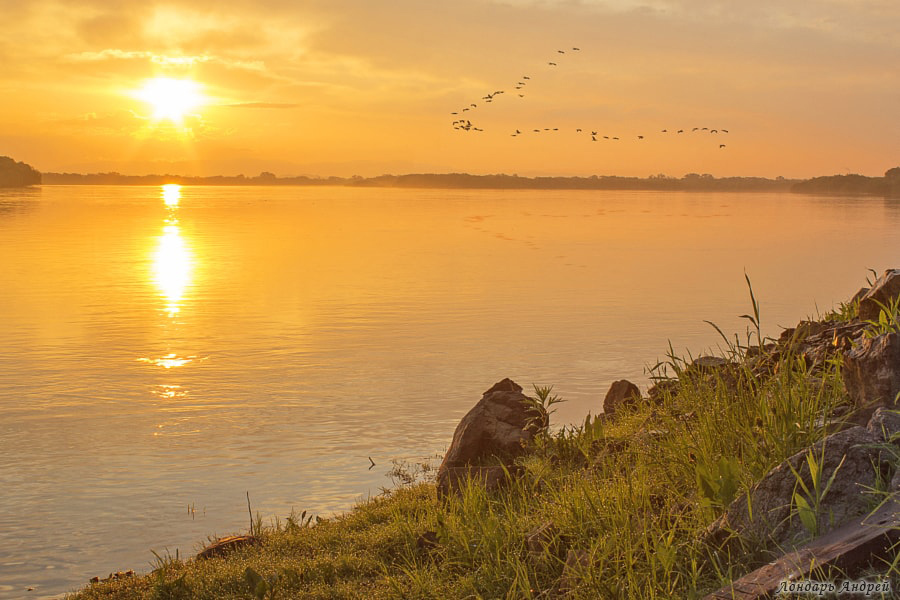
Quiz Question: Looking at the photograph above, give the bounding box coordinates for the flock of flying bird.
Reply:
[450,47,730,149]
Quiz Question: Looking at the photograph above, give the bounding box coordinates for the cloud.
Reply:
[221,102,300,109]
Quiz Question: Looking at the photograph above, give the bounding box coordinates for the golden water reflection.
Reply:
[153,224,192,315]
[162,183,181,207]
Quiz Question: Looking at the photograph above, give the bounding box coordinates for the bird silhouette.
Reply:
[637,135,643,139]
[719,144,726,148]
[677,129,684,133]
[548,62,557,66]
[661,129,667,132]
[572,47,580,51]
[721,129,729,133]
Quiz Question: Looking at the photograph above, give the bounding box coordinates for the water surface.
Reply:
[1,185,898,598]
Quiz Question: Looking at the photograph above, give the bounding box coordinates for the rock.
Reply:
[858,269,900,321]
[436,379,542,498]
[602,379,640,415]
[647,379,679,403]
[196,535,259,560]
[705,426,887,552]
[851,286,870,304]
[843,333,900,409]
[437,464,521,496]
[690,356,729,371]
[525,521,562,559]
[866,407,900,443]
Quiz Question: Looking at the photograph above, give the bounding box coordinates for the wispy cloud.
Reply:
[221,102,300,109]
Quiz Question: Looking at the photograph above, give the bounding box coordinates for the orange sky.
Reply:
[1,0,898,178]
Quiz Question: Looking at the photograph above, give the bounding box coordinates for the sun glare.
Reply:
[135,77,205,124]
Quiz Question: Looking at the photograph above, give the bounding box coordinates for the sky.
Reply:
[1,0,898,178]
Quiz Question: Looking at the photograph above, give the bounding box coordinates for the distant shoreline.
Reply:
[35,169,900,195]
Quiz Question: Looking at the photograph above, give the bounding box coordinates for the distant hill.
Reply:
[0,156,41,187]
[791,167,900,196]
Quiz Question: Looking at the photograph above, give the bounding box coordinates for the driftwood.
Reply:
[704,498,900,600]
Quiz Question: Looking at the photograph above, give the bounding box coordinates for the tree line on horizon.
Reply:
[0,156,41,187]
[3,156,899,195]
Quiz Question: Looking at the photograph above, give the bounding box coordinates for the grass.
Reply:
[68,287,900,599]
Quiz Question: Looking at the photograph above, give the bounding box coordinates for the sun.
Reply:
[134,77,205,124]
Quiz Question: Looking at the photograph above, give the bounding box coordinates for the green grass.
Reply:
[68,295,900,599]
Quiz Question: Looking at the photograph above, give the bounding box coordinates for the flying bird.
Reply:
[548,62,557,66]
[572,47,580,51]
[637,135,643,139]
[719,144,726,148]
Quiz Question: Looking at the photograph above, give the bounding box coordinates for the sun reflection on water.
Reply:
[153,225,192,315]
[162,184,181,207]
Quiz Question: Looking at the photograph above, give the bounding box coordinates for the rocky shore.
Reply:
[71,270,900,599]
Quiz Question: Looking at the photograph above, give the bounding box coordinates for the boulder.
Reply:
[602,379,640,414]
[866,406,900,443]
[842,333,900,409]
[858,269,900,321]
[437,464,521,496]
[647,379,679,403]
[705,426,886,552]
[436,379,542,497]
[690,356,729,371]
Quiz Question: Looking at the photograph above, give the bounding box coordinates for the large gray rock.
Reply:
[436,379,543,497]
[866,406,900,443]
[705,426,886,552]
[602,379,640,415]
[843,333,900,409]
[859,269,900,321]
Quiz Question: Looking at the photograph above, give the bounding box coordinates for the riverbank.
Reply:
[63,271,900,599]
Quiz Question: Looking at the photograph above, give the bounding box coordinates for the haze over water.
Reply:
[1,185,899,598]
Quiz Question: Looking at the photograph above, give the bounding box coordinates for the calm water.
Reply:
[1,185,898,598]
